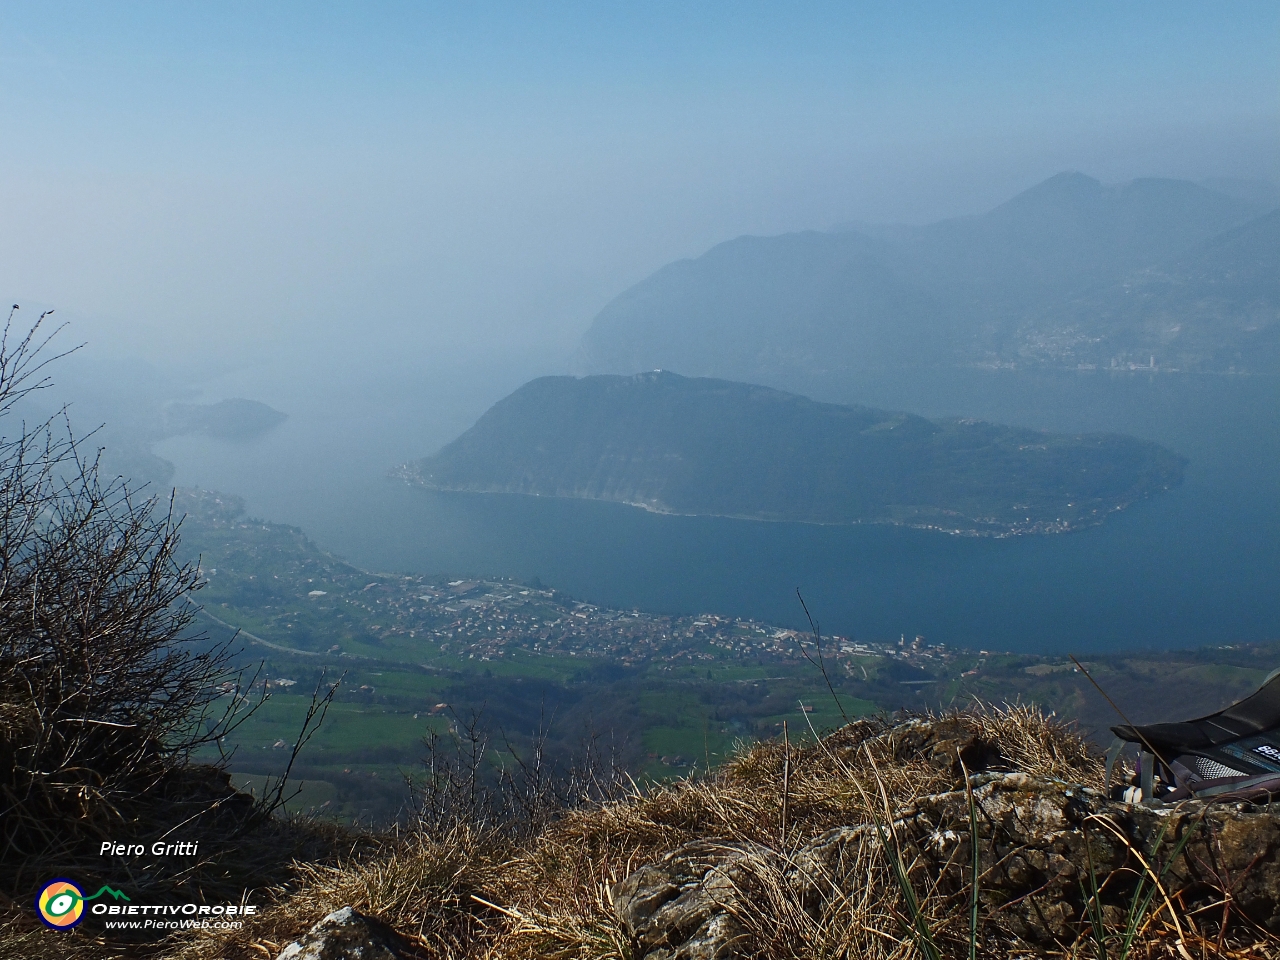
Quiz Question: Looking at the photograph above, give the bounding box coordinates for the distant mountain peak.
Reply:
[1010,170,1104,198]
[578,172,1277,380]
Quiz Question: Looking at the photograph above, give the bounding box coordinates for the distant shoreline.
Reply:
[390,467,1120,539]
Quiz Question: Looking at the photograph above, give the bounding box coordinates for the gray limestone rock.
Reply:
[612,727,1280,958]
[276,906,408,960]
[611,840,767,959]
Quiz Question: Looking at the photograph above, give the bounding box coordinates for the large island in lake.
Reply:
[396,371,1185,536]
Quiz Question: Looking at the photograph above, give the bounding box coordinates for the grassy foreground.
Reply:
[10,704,1277,960]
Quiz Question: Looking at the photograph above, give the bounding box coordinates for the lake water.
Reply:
[155,367,1280,655]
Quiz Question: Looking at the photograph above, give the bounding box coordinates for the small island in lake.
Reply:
[396,371,1185,536]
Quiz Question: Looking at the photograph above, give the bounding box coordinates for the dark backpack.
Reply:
[1107,668,1280,804]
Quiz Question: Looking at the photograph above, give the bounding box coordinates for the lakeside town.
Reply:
[175,486,1280,822]
[176,488,959,674]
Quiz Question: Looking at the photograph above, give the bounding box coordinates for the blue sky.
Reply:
[1,2,1276,369]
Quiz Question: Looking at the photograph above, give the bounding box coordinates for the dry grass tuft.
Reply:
[117,705,1280,959]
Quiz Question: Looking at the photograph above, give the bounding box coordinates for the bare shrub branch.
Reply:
[0,314,255,893]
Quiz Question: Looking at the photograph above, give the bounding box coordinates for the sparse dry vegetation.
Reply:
[151,704,1278,960]
[4,607,1277,960]
[0,315,348,956]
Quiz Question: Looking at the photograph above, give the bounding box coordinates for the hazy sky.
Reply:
[1,2,1276,376]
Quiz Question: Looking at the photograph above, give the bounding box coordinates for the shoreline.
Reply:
[388,468,1122,539]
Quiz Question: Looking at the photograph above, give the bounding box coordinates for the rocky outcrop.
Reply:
[611,841,767,959]
[612,760,1280,958]
[276,906,410,960]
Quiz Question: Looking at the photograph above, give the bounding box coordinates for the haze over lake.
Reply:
[155,365,1280,656]
[7,8,1280,949]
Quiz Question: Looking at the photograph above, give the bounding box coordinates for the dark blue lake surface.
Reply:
[155,368,1280,655]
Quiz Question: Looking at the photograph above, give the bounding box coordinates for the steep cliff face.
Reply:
[400,371,1185,535]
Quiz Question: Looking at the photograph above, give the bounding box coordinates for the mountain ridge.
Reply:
[578,172,1278,381]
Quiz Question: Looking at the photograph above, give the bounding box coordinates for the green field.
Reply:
[176,487,1280,825]
[201,631,892,821]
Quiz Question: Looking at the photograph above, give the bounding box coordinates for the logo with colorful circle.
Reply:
[36,879,130,929]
